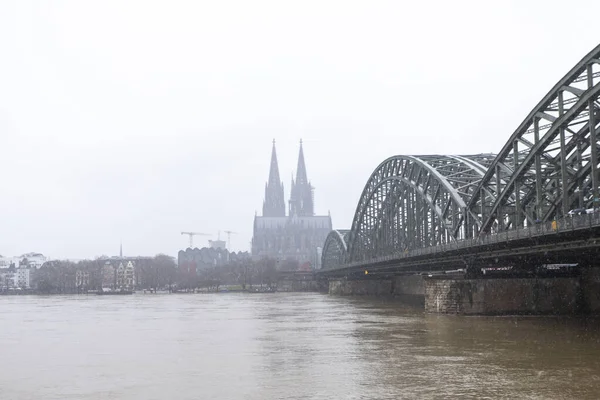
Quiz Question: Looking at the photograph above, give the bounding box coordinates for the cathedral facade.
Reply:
[252,141,332,270]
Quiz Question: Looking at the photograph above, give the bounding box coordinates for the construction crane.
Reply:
[180,232,210,248]
[223,230,238,250]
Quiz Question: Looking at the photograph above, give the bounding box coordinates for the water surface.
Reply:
[1,293,599,399]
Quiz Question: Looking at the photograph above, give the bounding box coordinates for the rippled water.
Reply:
[1,293,600,399]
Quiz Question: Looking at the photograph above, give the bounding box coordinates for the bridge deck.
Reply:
[320,212,600,276]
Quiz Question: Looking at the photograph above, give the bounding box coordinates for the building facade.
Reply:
[75,270,90,289]
[0,268,32,290]
[178,248,250,273]
[252,141,332,270]
[15,268,31,289]
[116,261,136,289]
[101,262,116,289]
[0,252,47,269]
[98,257,149,290]
[0,270,15,290]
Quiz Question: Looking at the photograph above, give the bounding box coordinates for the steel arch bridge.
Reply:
[322,43,600,271]
[322,229,350,269]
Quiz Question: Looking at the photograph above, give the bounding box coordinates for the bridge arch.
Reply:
[321,230,350,270]
[468,44,600,233]
[345,155,492,263]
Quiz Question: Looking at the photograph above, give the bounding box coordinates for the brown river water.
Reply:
[1,293,599,399]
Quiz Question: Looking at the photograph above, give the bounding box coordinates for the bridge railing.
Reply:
[334,211,600,270]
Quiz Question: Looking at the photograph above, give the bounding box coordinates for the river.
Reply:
[1,293,599,399]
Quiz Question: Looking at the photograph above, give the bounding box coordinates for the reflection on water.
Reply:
[1,294,599,399]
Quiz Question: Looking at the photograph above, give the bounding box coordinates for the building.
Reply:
[252,141,332,269]
[0,267,30,290]
[19,252,47,269]
[97,257,148,290]
[75,270,90,289]
[15,268,31,289]
[176,247,251,288]
[0,254,41,290]
[101,262,116,290]
[0,253,47,270]
[116,261,135,289]
[208,239,227,250]
[177,248,250,272]
[0,270,16,290]
[0,256,19,269]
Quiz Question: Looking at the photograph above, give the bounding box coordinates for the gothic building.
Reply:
[252,141,332,270]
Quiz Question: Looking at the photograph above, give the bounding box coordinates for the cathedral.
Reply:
[252,141,332,270]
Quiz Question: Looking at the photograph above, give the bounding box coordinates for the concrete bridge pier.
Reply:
[327,267,600,315]
[424,267,600,315]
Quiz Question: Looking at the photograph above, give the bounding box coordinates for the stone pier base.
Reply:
[327,268,600,315]
[424,276,580,315]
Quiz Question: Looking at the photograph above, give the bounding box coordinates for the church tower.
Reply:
[262,140,286,217]
[253,139,331,268]
[289,140,314,216]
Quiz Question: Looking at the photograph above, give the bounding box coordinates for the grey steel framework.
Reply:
[321,230,350,269]
[322,43,600,270]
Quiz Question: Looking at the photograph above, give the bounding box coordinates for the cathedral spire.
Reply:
[262,140,286,217]
[295,139,308,186]
[289,139,314,216]
[268,139,281,187]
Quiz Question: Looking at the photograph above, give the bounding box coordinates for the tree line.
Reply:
[32,255,290,293]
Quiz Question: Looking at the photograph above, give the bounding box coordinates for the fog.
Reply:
[0,0,598,259]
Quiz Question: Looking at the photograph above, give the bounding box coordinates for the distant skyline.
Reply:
[1,1,599,259]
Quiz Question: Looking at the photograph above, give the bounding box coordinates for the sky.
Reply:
[0,0,598,259]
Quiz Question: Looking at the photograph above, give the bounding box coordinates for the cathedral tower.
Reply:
[253,140,331,269]
[289,140,314,217]
[262,140,286,217]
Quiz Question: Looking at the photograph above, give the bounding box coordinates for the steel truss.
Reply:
[469,44,600,234]
[321,230,350,270]
[344,155,493,263]
[321,44,600,269]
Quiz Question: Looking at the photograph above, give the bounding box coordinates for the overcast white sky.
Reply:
[0,0,598,259]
